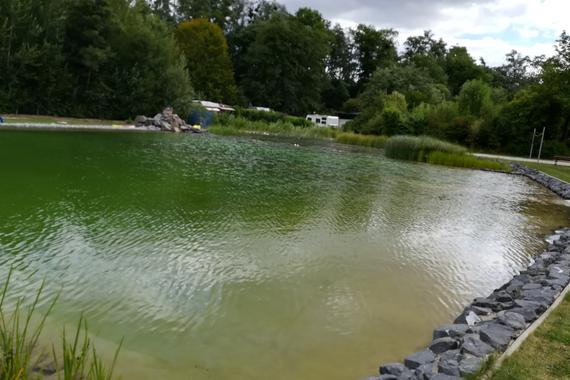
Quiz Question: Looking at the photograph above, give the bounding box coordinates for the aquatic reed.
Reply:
[0,268,121,379]
[384,135,467,161]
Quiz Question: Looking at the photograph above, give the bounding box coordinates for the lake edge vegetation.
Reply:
[0,268,122,380]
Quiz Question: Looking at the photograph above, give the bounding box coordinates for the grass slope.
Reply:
[2,114,125,125]
[490,293,570,380]
[519,162,570,183]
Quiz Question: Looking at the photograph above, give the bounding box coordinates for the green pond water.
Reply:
[0,130,569,380]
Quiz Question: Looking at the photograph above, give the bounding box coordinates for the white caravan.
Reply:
[306,114,340,128]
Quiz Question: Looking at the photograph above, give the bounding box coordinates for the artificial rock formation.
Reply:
[135,107,190,133]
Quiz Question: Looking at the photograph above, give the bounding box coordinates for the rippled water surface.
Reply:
[0,131,569,379]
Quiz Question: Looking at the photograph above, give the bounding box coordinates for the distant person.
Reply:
[0,115,4,123]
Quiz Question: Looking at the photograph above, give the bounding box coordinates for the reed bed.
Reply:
[427,151,509,171]
[385,135,467,161]
[335,132,387,148]
[0,268,121,380]
[211,117,393,149]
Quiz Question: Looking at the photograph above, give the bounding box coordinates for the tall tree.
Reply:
[444,46,484,95]
[175,18,237,103]
[403,30,447,84]
[496,50,532,96]
[239,11,330,114]
[63,0,117,116]
[352,25,398,87]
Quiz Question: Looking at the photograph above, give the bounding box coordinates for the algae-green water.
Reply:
[0,131,568,380]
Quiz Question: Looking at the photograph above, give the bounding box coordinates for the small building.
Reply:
[306,114,340,128]
[251,106,272,112]
[193,100,235,113]
[188,100,235,129]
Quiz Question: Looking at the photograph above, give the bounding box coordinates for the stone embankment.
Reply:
[512,163,570,199]
[370,228,570,380]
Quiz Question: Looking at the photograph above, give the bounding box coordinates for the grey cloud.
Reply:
[280,0,495,29]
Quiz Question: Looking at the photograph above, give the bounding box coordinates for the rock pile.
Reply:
[512,163,570,199]
[371,228,570,380]
[135,107,190,133]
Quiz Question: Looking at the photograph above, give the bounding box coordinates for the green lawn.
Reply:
[519,162,570,183]
[2,114,126,125]
[489,293,570,380]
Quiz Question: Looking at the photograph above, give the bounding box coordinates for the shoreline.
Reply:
[0,123,161,133]
[372,166,570,380]
[373,229,570,380]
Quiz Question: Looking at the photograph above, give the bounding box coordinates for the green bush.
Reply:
[385,135,467,161]
[234,108,313,128]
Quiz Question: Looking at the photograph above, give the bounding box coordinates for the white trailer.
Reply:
[306,114,340,128]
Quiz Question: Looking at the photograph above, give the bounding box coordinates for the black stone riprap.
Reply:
[369,228,570,380]
[512,163,570,199]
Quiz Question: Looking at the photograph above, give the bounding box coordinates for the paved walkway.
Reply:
[474,153,570,167]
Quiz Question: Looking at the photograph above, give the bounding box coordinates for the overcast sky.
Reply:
[280,0,569,67]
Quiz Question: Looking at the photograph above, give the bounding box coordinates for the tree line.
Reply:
[1,0,569,155]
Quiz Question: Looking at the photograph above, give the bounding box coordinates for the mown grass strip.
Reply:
[489,293,570,380]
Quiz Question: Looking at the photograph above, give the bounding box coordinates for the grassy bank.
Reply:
[210,117,389,148]
[516,162,570,183]
[2,114,125,126]
[0,268,121,379]
[385,135,509,171]
[489,293,570,380]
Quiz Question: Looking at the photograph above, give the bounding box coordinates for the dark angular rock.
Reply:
[440,349,461,362]
[497,311,527,330]
[497,301,516,310]
[433,324,470,340]
[479,322,515,350]
[454,310,481,326]
[377,376,397,380]
[414,362,437,380]
[404,350,435,370]
[545,278,568,288]
[510,307,538,322]
[379,363,408,376]
[515,299,547,313]
[493,290,513,302]
[515,274,532,284]
[429,337,458,354]
[459,355,483,376]
[461,334,495,357]
[469,306,493,316]
[473,298,497,309]
[522,289,556,303]
[438,359,461,377]
[522,283,543,290]
[431,375,462,380]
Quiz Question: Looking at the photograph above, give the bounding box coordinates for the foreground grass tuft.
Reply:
[0,268,121,379]
[490,293,570,380]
